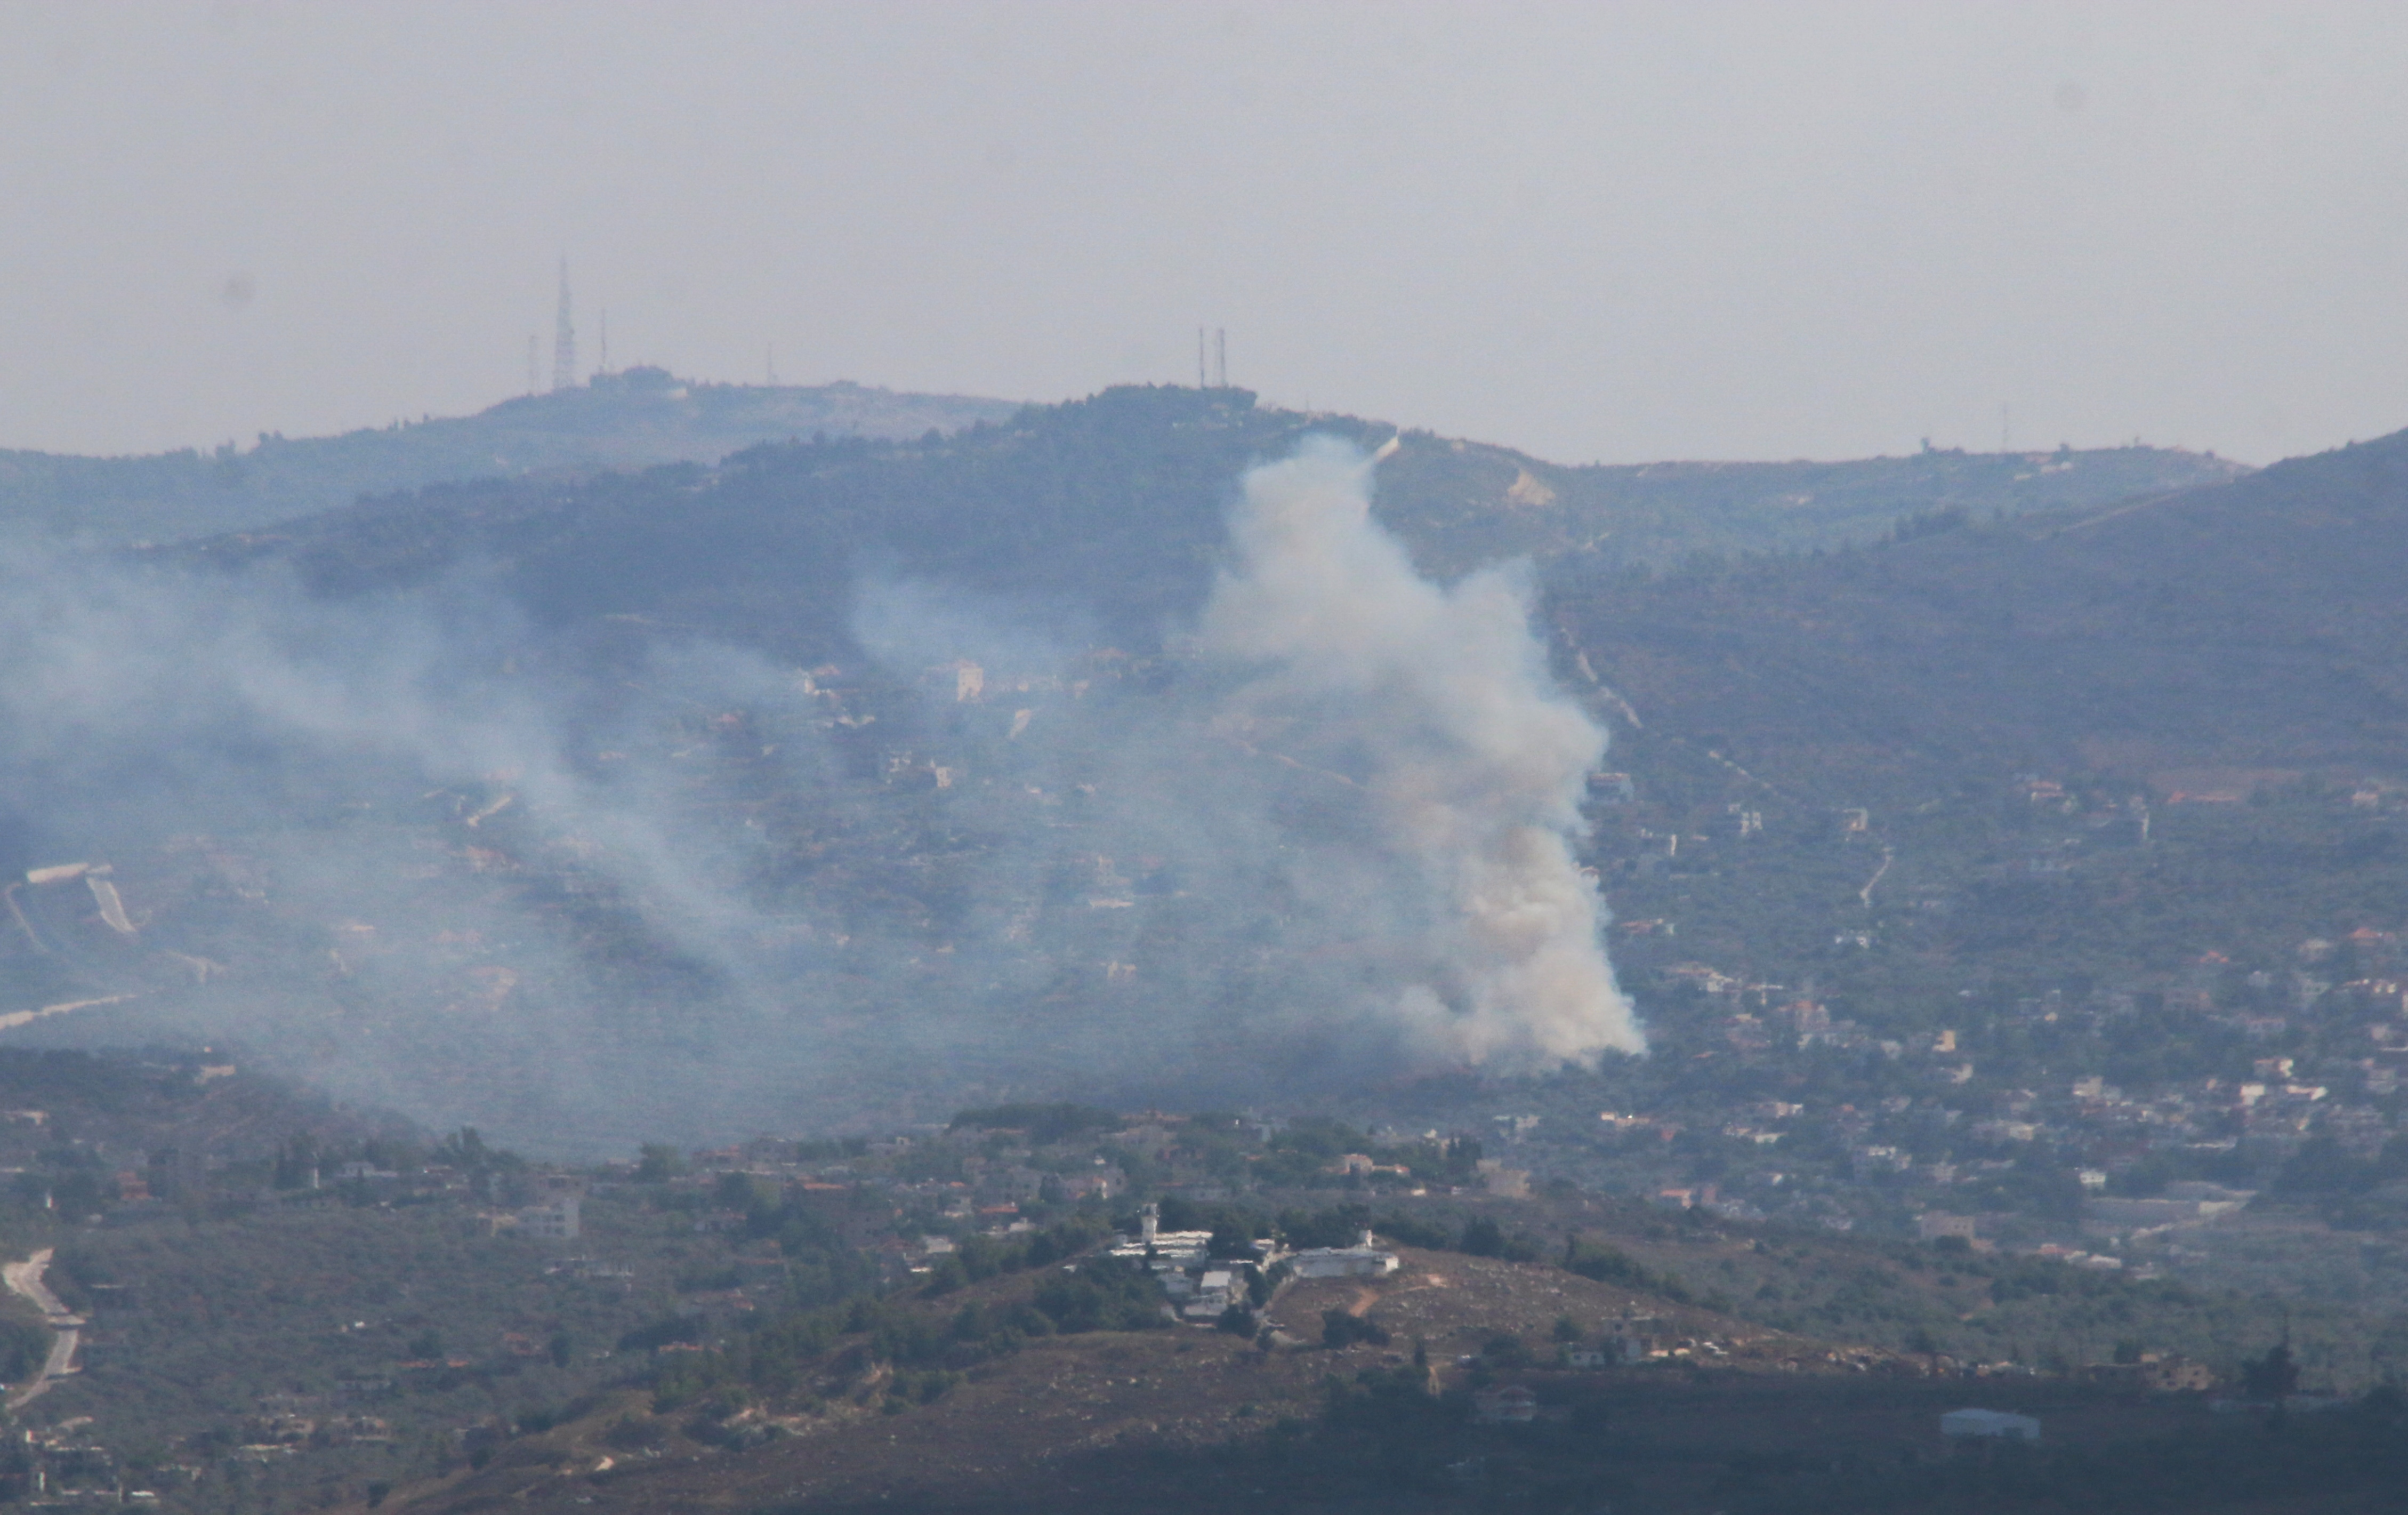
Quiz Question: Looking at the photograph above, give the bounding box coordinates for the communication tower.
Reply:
[552,259,578,391]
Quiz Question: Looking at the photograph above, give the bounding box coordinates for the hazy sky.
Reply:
[4,2,2404,466]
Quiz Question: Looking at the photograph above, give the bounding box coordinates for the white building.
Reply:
[1916,1212,1978,1242]
[1940,1408,2039,1441]
[1180,1269,1245,1319]
[517,1196,580,1241]
[1288,1229,1400,1279]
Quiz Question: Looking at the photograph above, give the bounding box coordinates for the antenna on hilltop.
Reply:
[1215,328,1227,389]
[552,259,578,391]
[598,308,609,378]
[1197,327,1207,388]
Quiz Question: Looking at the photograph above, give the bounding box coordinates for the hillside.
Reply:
[342,1219,2384,1515]
[0,390,2228,1145]
[0,368,1019,547]
[344,1235,1995,1515]
[0,1088,2383,1515]
[1559,427,2408,798]
[0,383,2393,1251]
[366,1243,1822,1515]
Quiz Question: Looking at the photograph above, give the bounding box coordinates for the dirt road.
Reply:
[4,1247,82,1407]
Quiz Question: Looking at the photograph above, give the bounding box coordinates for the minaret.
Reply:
[551,259,578,391]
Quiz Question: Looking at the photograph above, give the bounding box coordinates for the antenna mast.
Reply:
[1214,328,1226,389]
[1198,327,1207,388]
[551,259,578,391]
[597,308,608,378]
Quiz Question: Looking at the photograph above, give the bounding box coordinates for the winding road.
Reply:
[4,1248,82,1407]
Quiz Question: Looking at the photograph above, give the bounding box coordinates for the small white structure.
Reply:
[1941,1408,2039,1441]
[1471,1384,1539,1424]
[1288,1229,1400,1279]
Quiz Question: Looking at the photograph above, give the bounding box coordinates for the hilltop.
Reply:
[5,375,2235,563]
[166,384,2240,656]
[0,368,1019,547]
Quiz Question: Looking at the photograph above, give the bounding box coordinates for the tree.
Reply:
[1459,1216,1504,1257]
[1323,1310,1390,1349]
[1481,1333,1532,1368]
[2241,1343,2299,1402]
[272,1134,320,1191]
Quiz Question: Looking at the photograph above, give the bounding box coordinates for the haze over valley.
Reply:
[9,7,2408,1512]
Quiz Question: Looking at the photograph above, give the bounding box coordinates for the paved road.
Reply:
[3,1248,82,1407]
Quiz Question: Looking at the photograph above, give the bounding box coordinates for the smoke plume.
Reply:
[1197,436,1643,1068]
[0,437,1639,1152]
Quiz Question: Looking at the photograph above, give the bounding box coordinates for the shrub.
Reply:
[1323,1310,1391,1349]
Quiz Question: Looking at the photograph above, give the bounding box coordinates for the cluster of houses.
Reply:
[7,1421,132,1503]
[1614,931,2408,1251]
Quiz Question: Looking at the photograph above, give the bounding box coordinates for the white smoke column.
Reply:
[1199,435,1645,1067]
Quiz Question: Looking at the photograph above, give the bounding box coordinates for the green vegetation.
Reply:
[1564,1237,1696,1303]
[651,1244,1158,1413]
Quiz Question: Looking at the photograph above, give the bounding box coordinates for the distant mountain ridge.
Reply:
[0,366,1020,547]
[163,384,2246,658]
[3,372,2237,567]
